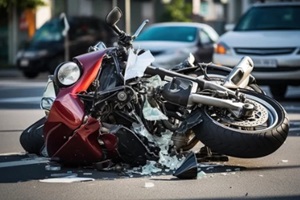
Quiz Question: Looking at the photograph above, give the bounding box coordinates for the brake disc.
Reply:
[225,100,269,128]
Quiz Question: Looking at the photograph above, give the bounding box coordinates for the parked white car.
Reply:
[133,22,219,70]
[213,2,300,99]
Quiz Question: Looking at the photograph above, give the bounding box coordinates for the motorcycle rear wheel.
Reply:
[193,90,289,158]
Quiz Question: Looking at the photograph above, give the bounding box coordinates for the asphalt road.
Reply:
[0,71,299,200]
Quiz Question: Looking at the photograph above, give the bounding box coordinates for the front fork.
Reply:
[161,56,257,118]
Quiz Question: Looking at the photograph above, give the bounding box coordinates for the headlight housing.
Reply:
[55,61,81,87]
[215,42,231,55]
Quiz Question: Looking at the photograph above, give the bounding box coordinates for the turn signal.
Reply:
[215,43,229,54]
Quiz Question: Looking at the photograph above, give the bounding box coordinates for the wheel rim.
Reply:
[205,92,279,133]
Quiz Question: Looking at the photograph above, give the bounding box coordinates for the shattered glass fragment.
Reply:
[142,99,168,121]
[197,171,207,179]
[141,161,162,175]
[45,163,61,171]
[145,75,165,89]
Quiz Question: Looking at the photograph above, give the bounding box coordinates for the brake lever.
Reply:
[132,19,149,40]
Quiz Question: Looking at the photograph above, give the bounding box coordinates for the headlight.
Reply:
[215,42,231,55]
[55,62,81,86]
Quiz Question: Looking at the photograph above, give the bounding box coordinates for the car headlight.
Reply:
[215,42,231,55]
[55,62,81,87]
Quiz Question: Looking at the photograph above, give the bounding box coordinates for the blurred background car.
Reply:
[213,2,300,99]
[16,16,115,78]
[133,22,219,69]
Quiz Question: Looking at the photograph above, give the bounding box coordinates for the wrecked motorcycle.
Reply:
[20,7,289,173]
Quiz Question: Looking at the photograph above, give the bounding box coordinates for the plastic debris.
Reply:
[174,152,198,179]
[39,177,95,183]
[124,48,155,82]
[41,172,92,183]
[144,182,155,188]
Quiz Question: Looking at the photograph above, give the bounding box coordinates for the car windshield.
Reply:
[234,5,300,31]
[136,26,197,42]
[31,18,64,42]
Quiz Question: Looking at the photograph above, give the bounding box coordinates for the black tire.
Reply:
[248,83,266,95]
[20,117,46,155]
[193,90,289,158]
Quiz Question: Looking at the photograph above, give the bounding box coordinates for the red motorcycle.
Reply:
[20,7,289,173]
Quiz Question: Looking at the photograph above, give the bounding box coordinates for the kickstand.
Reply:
[196,146,229,162]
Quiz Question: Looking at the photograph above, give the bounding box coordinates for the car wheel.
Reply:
[23,70,39,79]
[270,85,287,100]
[48,56,64,75]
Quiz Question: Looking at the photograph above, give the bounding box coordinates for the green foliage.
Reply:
[160,0,192,22]
[0,0,45,10]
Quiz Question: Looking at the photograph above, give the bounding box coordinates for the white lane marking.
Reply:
[0,97,41,103]
[290,128,300,132]
[0,80,47,87]
[284,105,300,111]
[0,157,49,168]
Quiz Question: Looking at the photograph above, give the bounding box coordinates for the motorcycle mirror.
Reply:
[106,7,122,26]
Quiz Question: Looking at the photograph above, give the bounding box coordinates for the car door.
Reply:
[195,28,215,63]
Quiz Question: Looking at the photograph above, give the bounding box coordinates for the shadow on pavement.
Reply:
[4,152,299,184]
[0,153,247,183]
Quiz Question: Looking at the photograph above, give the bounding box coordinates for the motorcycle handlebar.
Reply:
[106,7,149,48]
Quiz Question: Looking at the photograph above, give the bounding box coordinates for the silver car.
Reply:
[133,22,219,69]
[213,2,300,99]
